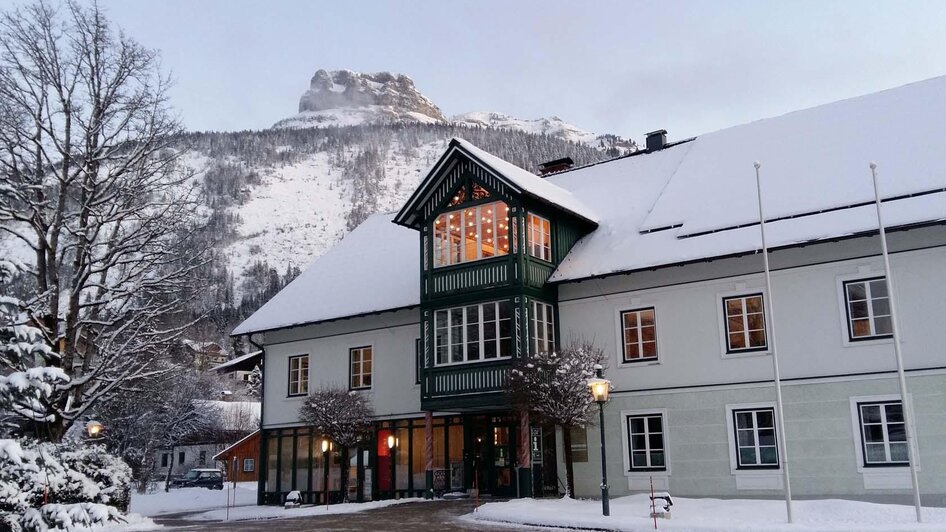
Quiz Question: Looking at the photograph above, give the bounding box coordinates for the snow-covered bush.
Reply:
[0,439,132,531]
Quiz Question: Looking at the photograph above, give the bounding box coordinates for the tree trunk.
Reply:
[164,447,175,492]
[562,425,575,498]
[339,446,350,503]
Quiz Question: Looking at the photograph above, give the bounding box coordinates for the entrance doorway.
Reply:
[464,414,516,497]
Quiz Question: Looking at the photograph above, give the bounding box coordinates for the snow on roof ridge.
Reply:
[451,137,600,224]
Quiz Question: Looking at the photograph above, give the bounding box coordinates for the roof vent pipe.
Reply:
[645,129,667,152]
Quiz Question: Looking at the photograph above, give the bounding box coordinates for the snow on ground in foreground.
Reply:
[186,497,426,522]
[468,494,946,532]
[129,482,258,517]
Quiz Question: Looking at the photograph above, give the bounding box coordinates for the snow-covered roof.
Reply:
[212,430,260,461]
[233,76,946,335]
[548,75,946,281]
[452,138,599,224]
[232,213,419,335]
[394,138,598,228]
[211,351,262,373]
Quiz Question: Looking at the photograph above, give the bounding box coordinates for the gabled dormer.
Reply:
[395,139,598,411]
[395,138,598,302]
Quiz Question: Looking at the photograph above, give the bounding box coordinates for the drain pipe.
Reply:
[248,333,266,506]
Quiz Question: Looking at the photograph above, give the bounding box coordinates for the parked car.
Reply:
[169,468,224,490]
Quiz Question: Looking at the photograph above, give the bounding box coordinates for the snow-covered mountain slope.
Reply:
[452,111,635,153]
[273,70,637,153]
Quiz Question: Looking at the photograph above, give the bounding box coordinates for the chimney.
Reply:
[645,129,668,152]
[539,157,574,176]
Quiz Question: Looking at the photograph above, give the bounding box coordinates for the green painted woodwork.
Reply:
[405,149,593,411]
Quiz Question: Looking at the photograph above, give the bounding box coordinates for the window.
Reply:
[527,213,551,261]
[844,278,892,341]
[243,458,255,472]
[532,301,555,354]
[858,401,907,466]
[199,451,206,465]
[161,453,168,468]
[433,201,511,267]
[723,294,767,353]
[434,301,512,365]
[627,414,666,471]
[178,451,185,465]
[415,338,422,385]
[350,347,372,389]
[621,308,657,363]
[732,408,779,469]
[288,355,309,396]
[569,426,588,463]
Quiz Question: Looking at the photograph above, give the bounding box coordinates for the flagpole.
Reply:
[753,162,793,524]
[869,162,923,523]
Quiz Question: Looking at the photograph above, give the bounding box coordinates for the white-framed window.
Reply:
[433,200,511,267]
[843,277,893,341]
[722,293,767,353]
[532,301,555,354]
[857,401,908,467]
[621,307,657,363]
[349,346,372,390]
[626,413,667,472]
[731,408,779,469]
[243,458,255,472]
[527,213,551,262]
[287,355,309,397]
[434,301,512,365]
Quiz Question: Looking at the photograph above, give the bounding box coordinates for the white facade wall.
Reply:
[558,231,946,501]
[260,309,421,428]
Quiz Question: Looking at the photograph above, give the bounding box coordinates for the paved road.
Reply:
[153,499,537,531]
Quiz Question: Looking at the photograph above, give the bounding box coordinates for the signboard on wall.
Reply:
[530,427,543,464]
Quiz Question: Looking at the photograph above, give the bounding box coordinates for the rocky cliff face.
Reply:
[279,69,445,128]
[276,70,637,154]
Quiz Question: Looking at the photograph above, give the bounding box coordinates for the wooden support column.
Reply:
[424,411,434,499]
[518,408,533,497]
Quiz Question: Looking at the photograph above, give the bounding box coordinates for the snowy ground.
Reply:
[185,497,425,522]
[466,494,946,532]
[129,482,258,517]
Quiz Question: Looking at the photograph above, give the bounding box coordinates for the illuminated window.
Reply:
[350,347,372,390]
[527,213,551,261]
[433,201,510,267]
[722,294,767,353]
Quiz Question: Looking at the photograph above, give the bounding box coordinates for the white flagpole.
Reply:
[869,162,923,523]
[753,162,793,524]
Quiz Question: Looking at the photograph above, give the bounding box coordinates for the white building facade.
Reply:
[235,77,946,505]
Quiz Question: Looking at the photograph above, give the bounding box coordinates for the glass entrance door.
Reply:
[464,414,518,497]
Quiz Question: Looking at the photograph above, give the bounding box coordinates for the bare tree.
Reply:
[299,387,374,502]
[100,370,220,493]
[505,341,606,498]
[0,1,206,439]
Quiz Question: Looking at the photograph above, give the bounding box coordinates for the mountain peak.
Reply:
[274,69,445,128]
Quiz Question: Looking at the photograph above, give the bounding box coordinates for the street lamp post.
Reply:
[387,434,398,499]
[587,365,611,517]
[321,439,331,507]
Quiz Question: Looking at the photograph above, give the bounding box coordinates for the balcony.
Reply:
[426,259,512,298]
[421,359,511,410]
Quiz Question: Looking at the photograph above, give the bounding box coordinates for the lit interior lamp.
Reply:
[321,439,330,453]
[85,420,104,439]
[387,435,397,449]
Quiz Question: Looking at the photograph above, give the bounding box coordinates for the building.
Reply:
[233,77,946,506]
[182,340,229,371]
[214,430,262,483]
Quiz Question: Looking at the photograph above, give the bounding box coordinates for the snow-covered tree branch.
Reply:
[0,0,209,439]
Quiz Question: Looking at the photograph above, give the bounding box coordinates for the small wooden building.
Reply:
[213,430,260,483]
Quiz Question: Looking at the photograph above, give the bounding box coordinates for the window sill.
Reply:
[619,359,660,369]
[842,336,895,348]
[721,349,771,360]
[432,356,512,368]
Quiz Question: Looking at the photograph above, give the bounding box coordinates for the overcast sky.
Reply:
[81,0,946,143]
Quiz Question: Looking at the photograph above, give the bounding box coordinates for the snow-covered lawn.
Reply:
[467,494,946,531]
[129,482,258,517]
[185,497,425,522]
